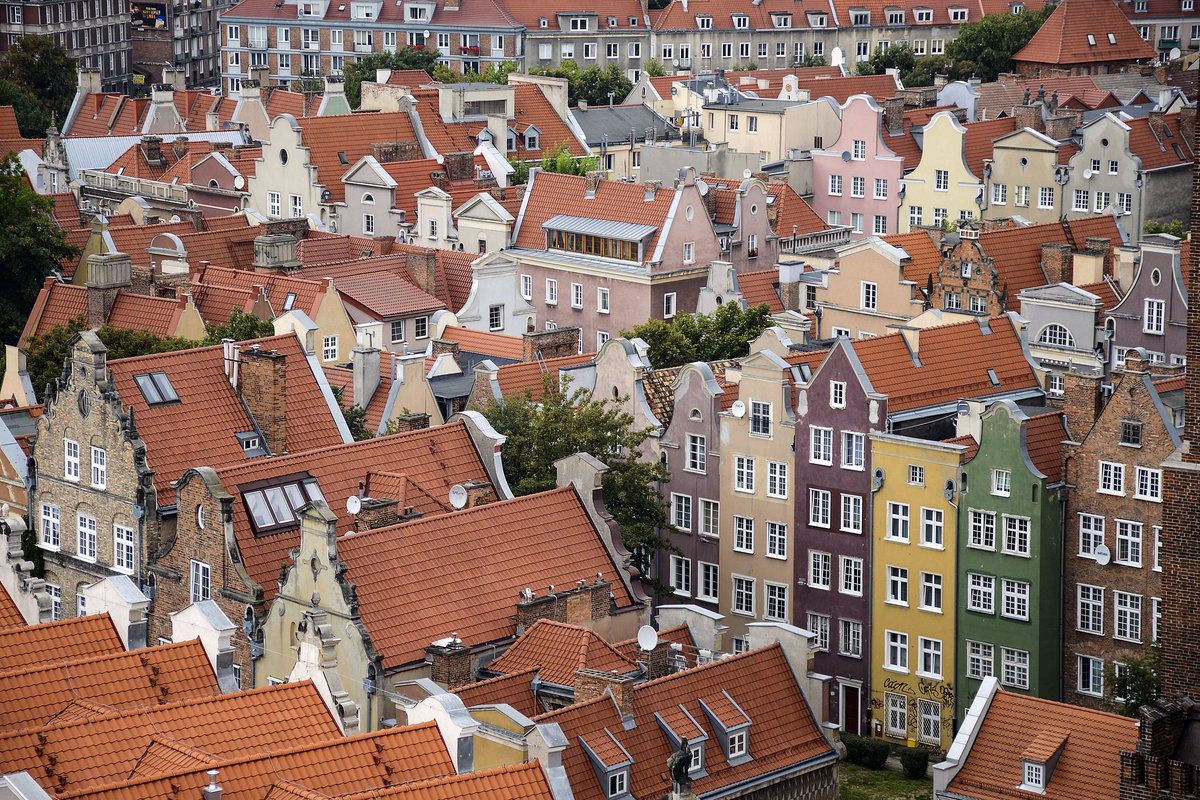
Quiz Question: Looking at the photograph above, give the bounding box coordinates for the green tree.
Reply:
[479,59,521,84]
[0,155,78,349]
[798,54,829,67]
[621,303,775,368]
[477,373,674,585]
[1105,645,1161,717]
[1144,219,1186,238]
[331,385,373,440]
[293,70,325,93]
[507,140,598,182]
[857,41,916,78]
[531,62,632,107]
[0,80,51,138]
[643,58,667,78]
[943,4,1056,82]
[24,315,197,395]
[342,48,439,108]
[0,36,76,130]
[201,308,276,345]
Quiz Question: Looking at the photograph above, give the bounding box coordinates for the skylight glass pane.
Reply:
[303,480,325,502]
[134,374,163,404]
[152,372,179,402]
[245,491,275,527]
[284,483,306,511]
[264,487,295,522]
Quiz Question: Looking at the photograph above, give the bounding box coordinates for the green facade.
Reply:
[955,402,1063,720]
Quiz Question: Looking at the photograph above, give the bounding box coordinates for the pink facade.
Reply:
[810,95,904,240]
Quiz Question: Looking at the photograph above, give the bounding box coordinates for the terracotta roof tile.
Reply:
[884,230,942,285]
[640,366,683,425]
[49,192,83,227]
[190,283,257,324]
[108,333,346,505]
[0,681,341,795]
[19,280,87,348]
[848,316,1040,413]
[270,759,557,800]
[494,353,598,400]
[0,582,24,628]
[192,265,328,319]
[67,721,455,800]
[942,433,980,461]
[450,667,542,718]
[735,269,784,313]
[1126,113,1194,170]
[801,74,903,104]
[0,614,125,672]
[105,292,185,336]
[321,351,401,433]
[975,216,1122,298]
[537,644,836,800]
[947,687,1137,800]
[213,420,493,605]
[1015,0,1157,66]
[380,157,450,220]
[297,112,420,204]
[225,0,517,29]
[701,179,827,238]
[496,0,638,30]
[0,106,20,138]
[963,117,1018,178]
[336,271,446,318]
[439,327,524,361]
[0,639,218,732]
[484,619,639,686]
[1076,278,1122,316]
[612,623,695,662]
[1023,409,1068,481]
[337,487,636,669]
[1155,374,1185,394]
[513,172,677,262]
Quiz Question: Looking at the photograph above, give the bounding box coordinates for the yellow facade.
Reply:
[899,112,981,233]
[868,433,965,752]
[982,128,1064,224]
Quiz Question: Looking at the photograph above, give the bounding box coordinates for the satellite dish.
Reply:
[321,189,333,201]
[1082,169,1093,180]
[449,484,469,510]
[1095,544,1111,566]
[1171,47,1181,60]
[696,178,708,195]
[743,168,753,178]
[346,495,362,515]
[841,150,852,162]
[670,86,677,96]
[233,174,245,190]
[637,625,659,652]
[831,46,845,68]
[730,400,747,418]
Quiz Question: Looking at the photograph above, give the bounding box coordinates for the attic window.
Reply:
[134,372,180,405]
[241,475,326,535]
[728,731,748,757]
[1021,760,1045,791]
[525,132,539,149]
[607,770,628,797]
[629,16,637,25]
[237,431,266,456]
[539,16,547,26]
[1087,33,1096,46]
[338,151,349,165]
[283,292,297,311]
[607,15,616,25]
[1108,33,1117,44]
[987,368,1000,386]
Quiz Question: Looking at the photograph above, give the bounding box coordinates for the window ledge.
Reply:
[882,665,909,675]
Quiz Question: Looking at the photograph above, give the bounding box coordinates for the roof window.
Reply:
[1087,33,1096,46]
[283,292,297,311]
[237,431,267,457]
[241,474,326,535]
[1108,33,1117,44]
[134,372,180,405]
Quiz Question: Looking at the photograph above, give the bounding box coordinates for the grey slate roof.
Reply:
[571,104,676,146]
[64,130,250,182]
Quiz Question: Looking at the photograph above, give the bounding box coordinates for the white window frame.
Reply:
[91,447,108,490]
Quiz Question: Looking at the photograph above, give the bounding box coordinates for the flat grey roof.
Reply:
[541,214,659,241]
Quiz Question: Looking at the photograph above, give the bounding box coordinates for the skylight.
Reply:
[134,372,180,405]
[242,476,326,534]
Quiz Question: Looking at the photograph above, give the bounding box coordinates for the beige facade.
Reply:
[246,115,328,226]
[983,128,1068,224]
[808,237,923,340]
[717,332,800,645]
[899,112,983,233]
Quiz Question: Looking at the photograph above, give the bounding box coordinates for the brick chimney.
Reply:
[392,412,431,432]
[574,668,636,716]
[1044,111,1081,141]
[884,96,905,134]
[515,579,613,632]
[357,497,400,530]
[141,135,166,166]
[406,248,438,297]
[1013,103,1044,133]
[638,640,673,679]
[172,136,190,160]
[252,233,301,272]
[1148,109,1167,140]
[85,252,133,327]
[1060,365,1103,441]
[1041,242,1072,284]
[462,479,494,507]
[444,151,474,182]
[584,170,603,198]
[238,346,287,454]
[1181,105,1196,145]
[430,338,460,365]
[522,327,581,361]
[426,635,472,688]
[778,261,803,310]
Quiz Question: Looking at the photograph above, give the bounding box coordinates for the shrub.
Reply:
[841,733,866,765]
[900,747,930,779]
[862,737,891,770]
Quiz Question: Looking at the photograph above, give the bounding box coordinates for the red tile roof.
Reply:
[1023,409,1068,481]
[298,112,421,203]
[0,106,20,138]
[380,157,449,220]
[0,614,125,672]
[513,172,677,262]
[537,644,836,800]
[105,292,186,336]
[946,687,1137,800]
[0,583,23,629]
[849,316,1040,413]
[266,759,558,800]
[483,619,639,686]
[1127,112,1194,170]
[321,351,403,433]
[1077,278,1122,311]
[652,0,834,30]
[0,639,219,732]
[224,0,519,29]
[68,721,455,800]
[801,74,903,104]
[943,433,980,461]
[702,178,828,237]
[336,271,446,318]
[66,87,321,138]
[337,487,636,669]
[885,230,942,285]
[49,192,83,227]
[735,269,784,313]
[18,279,87,348]
[612,623,696,662]
[976,216,1122,298]
[493,353,597,400]
[0,681,341,795]
[439,327,525,361]
[450,666,542,718]
[963,117,1018,178]
[212,420,493,605]
[192,265,330,319]
[108,333,346,505]
[190,282,258,324]
[1015,0,1157,66]
[498,0,640,30]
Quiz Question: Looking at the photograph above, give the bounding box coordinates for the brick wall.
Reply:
[574,668,636,715]
[239,348,287,455]
[392,412,430,432]
[515,579,612,631]
[521,327,581,361]
[427,640,473,688]
[357,498,399,530]
[1120,695,1198,800]
[406,249,438,297]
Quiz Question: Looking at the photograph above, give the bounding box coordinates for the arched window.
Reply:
[1038,324,1075,348]
[362,193,375,205]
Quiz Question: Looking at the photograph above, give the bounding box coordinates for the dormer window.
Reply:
[699,692,752,766]
[628,16,637,25]
[525,131,539,150]
[915,8,932,21]
[407,4,427,20]
[237,432,265,456]
[886,8,904,24]
[539,16,548,26]
[733,13,749,27]
[773,13,790,26]
[570,16,589,29]
[1022,760,1045,791]
[241,475,326,535]
[950,6,968,20]
[607,15,616,25]
[851,8,870,24]
[809,12,827,26]
[697,14,712,28]
[728,731,748,757]
[689,742,704,772]
[607,770,627,797]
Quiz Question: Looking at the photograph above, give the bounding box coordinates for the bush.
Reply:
[862,737,891,770]
[842,733,867,765]
[900,747,929,779]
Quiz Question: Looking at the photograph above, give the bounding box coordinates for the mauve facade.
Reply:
[793,342,886,735]
[1107,236,1188,371]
